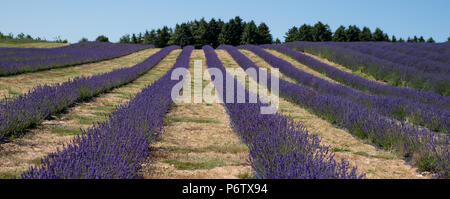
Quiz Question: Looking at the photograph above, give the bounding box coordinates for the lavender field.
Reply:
[0,39,448,180]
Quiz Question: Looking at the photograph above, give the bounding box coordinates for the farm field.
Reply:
[0,41,448,179]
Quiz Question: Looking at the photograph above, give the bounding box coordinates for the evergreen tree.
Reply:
[17,33,25,40]
[169,23,194,47]
[345,25,361,42]
[426,37,435,43]
[148,30,157,45]
[218,22,234,45]
[256,22,273,44]
[79,37,89,42]
[137,32,143,44]
[232,16,244,46]
[143,30,151,44]
[298,24,313,41]
[448,36,450,42]
[359,27,372,41]
[332,26,347,42]
[95,35,109,42]
[311,21,332,41]
[284,26,299,42]
[391,35,397,42]
[193,18,209,48]
[207,18,223,48]
[274,38,281,44]
[398,38,405,43]
[155,26,171,47]
[413,36,418,42]
[131,34,138,44]
[372,28,387,41]
[241,21,259,44]
[119,34,131,43]
[418,36,425,42]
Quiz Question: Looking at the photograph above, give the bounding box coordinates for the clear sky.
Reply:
[2,0,450,43]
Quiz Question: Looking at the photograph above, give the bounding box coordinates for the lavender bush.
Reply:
[0,41,153,76]
[19,46,193,179]
[284,42,450,96]
[263,44,450,108]
[220,45,449,178]
[0,45,179,140]
[325,42,450,74]
[242,45,449,133]
[204,45,364,179]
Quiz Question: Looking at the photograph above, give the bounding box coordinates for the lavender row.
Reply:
[0,45,179,140]
[204,45,363,179]
[264,44,450,108]
[329,42,450,74]
[284,42,450,96]
[404,42,450,56]
[0,41,153,76]
[242,45,449,133]
[220,45,449,178]
[19,46,193,179]
[345,42,450,64]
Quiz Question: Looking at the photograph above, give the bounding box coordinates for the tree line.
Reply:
[0,31,68,43]
[285,22,437,43]
[118,16,275,48]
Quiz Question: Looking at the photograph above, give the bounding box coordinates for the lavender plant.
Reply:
[263,44,450,107]
[19,46,193,179]
[284,42,450,96]
[219,45,449,178]
[204,45,364,179]
[0,45,179,141]
[0,41,153,76]
[242,45,449,133]
[326,42,450,74]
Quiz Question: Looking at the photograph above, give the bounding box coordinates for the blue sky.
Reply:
[2,0,450,43]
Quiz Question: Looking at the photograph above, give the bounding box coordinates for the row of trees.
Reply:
[119,17,275,48]
[0,31,68,43]
[285,22,437,43]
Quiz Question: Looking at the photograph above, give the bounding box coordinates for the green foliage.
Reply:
[311,21,332,41]
[332,26,347,41]
[274,38,281,44]
[79,37,89,42]
[155,26,171,48]
[418,36,425,42]
[169,23,194,47]
[256,22,272,44]
[359,27,372,41]
[119,34,131,43]
[95,35,109,42]
[298,24,313,41]
[372,28,388,41]
[346,25,361,42]
[426,37,435,43]
[131,33,138,44]
[284,26,299,42]
[391,35,397,42]
[240,21,259,45]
